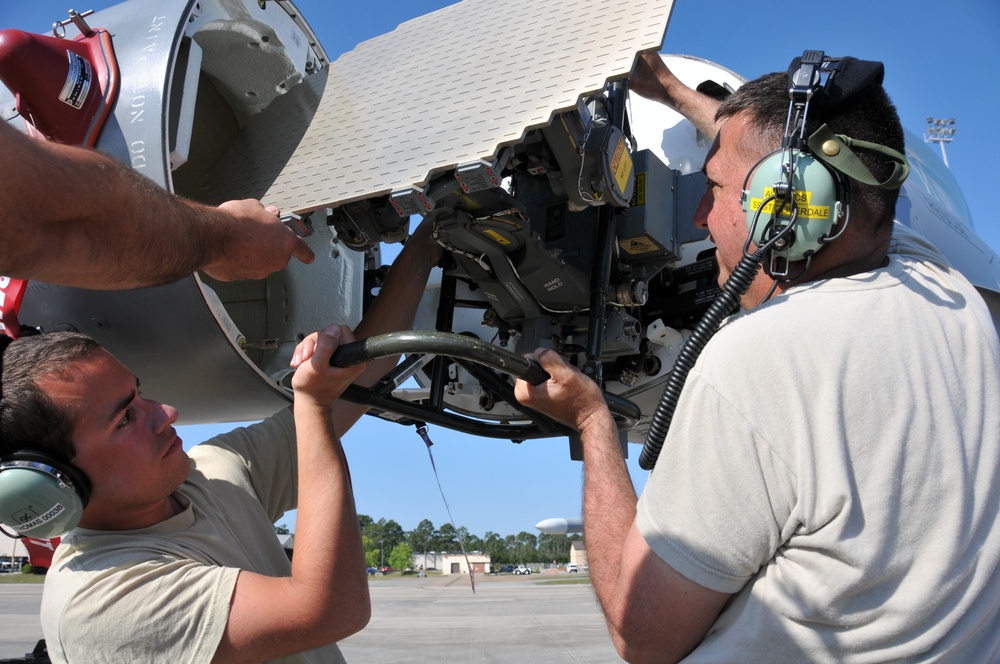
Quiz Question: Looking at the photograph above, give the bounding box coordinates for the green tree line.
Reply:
[357,514,582,567]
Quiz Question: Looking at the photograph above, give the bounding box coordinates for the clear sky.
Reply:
[4,0,999,538]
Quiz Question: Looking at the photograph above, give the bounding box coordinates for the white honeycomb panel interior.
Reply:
[201,0,674,212]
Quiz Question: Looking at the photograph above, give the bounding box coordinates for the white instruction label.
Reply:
[60,51,92,109]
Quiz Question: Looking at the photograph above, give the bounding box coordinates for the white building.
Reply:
[438,553,491,575]
[413,551,443,570]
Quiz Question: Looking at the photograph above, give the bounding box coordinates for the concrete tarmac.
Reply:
[340,573,621,663]
[0,583,43,661]
[1,573,623,662]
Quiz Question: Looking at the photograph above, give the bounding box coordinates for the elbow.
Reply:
[607,616,689,664]
[296,593,371,648]
[614,639,680,664]
[324,595,372,643]
[609,628,659,664]
[345,596,372,637]
[613,638,686,664]
[336,593,372,641]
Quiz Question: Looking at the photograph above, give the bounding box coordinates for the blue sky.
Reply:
[5,0,999,537]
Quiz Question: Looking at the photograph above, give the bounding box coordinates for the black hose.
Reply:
[331,330,550,385]
[638,252,765,470]
[330,330,642,433]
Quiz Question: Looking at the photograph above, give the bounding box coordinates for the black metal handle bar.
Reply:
[331,330,550,384]
[330,330,641,430]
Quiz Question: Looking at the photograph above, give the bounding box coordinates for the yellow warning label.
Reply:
[749,188,830,220]
[631,172,647,207]
[619,236,659,255]
[482,229,511,245]
[610,136,633,196]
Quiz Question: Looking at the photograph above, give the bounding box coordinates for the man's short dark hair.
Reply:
[0,332,103,461]
[716,69,905,231]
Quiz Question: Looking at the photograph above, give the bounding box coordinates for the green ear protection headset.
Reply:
[0,450,92,540]
[740,50,909,276]
[0,335,93,540]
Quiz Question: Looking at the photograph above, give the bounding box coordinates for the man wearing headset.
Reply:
[0,221,440,663]
[0,120,315,288]
[516,52,1000,661]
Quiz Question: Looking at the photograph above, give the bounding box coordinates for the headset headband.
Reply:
[786,53,909,190]
[786,54,885,118]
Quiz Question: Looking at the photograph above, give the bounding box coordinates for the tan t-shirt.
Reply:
[40,408,347,664]
[636,224,1000,661]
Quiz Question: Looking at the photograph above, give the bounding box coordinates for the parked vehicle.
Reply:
[567,563,579,573]
[514,565,532,575]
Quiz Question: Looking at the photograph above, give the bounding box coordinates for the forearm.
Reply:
[661,85,721,142]
[291,405,369,627]
[1,123,228,287]
[331,224,439,430]
[215,405,368,662]
[513,349,726,662]
[630,53,721,141]
[353,225,437,349]
[580,409,639,626]
[582,412,729,663]
[215,327,368,662]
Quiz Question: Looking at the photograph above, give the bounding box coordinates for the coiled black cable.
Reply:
[638,250,765,470]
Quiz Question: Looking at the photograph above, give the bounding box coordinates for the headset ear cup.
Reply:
[744,151,840,262]
[0,451,91,539]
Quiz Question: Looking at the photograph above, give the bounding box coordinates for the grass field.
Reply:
[537,577,592,585]
[0,573,44,585]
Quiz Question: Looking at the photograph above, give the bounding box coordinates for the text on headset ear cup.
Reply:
[0,451,91,539]
[743,150,840,262]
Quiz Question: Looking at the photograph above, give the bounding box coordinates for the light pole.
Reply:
[925,117,956,168]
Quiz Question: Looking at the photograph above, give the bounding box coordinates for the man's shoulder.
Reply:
[42,540,239,663]
[888,220,952,267]
[711,301,792,344]
[42,538,159,627]
[50,529,178,574]
[45,531,238,609]
[188,407,295,463]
